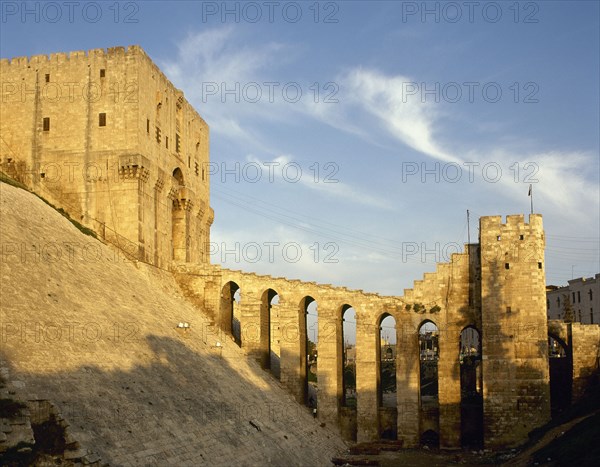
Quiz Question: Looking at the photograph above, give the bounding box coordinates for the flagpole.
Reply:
[530,184,534,214]
[467,209,470,244]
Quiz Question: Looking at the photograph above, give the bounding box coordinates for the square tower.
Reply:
[479,214,550,447]
[0,46,213,268]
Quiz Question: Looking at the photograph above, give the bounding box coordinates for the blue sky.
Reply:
[2,1,599,296]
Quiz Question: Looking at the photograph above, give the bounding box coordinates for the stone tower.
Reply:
[479,214,550,447]
[0,46,213,268]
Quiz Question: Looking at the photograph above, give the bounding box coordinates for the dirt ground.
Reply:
[334,410,600,467]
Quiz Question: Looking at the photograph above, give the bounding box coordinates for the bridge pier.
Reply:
[356,309,379,442]
[396,324,420,447]
[438,325,461,448]
[240,296,265,366]
[317,301,343,431]
[279,300,305,403]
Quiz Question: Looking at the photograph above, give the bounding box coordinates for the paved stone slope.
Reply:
[0,182,347,466]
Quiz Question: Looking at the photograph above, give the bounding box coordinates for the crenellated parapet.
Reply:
[0,45,147,69]
[402,249,471,320]
[479,214,545,269]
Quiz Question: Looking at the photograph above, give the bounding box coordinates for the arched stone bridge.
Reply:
[173,215,600,449]
[174,245,482,447]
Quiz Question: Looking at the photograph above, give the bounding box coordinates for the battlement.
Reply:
[0,44,205,128]
[479,214,545,257]
[480,214,544,233]
[0,45,147,67]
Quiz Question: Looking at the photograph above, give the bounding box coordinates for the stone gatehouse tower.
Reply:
[0,46,213,267]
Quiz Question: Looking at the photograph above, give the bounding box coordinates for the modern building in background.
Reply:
[547,274,600,324]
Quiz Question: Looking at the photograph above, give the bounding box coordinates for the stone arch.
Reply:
[220,281,241,346]
[300,296,317,408]
[171,167,187,261]
[260,288,280,378]
[341,304,356,407]
[340,304,357,441]
[377,313,397,406]
[172,167,184,186]
[548,333,572,416]
[418,319,440,448]
[377,312,397,440]
[459,325,483,448]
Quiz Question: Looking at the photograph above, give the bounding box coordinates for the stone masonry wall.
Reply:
[174,215,565,449]
[479,214,550,447]
[0,46,212,268]
[548,320,600,403]
[175,242,481,448]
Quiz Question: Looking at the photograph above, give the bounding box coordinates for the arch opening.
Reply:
[420,429,439,448]
[342,306,356,408]
[378,314,397,408]
[220,282,241,346]
[301,297,318,409]
[233,288,241,344]
[460,326,483,449]
[548,334,572,417]
[419,320,439,448]
[260,289,280,379]
[171,167,187,261]
[340,304,357,441]
[378,313,397,440]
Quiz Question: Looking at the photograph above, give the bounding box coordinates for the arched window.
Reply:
[172,167,184,186]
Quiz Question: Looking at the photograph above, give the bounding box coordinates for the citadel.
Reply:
[1,45,598,459]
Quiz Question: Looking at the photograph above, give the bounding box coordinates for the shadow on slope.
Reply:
[1,333,342,466]
[0,180,345,466]
[530,412,600,466]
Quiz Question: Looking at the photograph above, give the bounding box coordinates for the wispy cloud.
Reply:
[311,69,598,219]
[244,154,393,210]
[341,68,460,164]
[163,28,394,210]
[163,26,598,224]
[296,175,393,210]
[478,149,600,223]
[163,26,285,89]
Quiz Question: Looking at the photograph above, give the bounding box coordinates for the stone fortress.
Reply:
[1,45,599,452]
[0,45,212,268]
